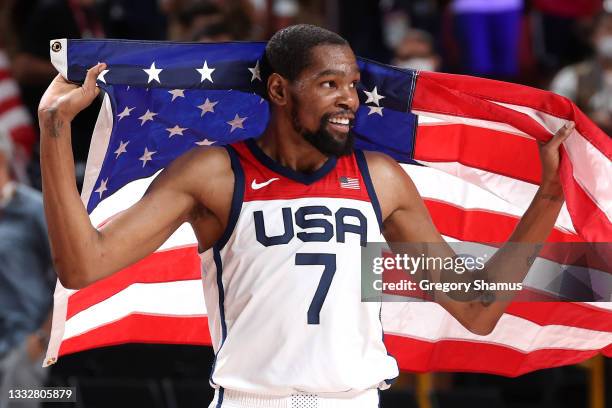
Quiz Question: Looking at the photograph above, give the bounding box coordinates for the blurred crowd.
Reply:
[0,1,610,407]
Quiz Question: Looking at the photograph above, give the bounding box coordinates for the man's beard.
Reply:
[291,104,355,157]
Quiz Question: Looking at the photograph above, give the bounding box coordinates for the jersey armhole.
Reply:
[355,150,383,233]
[215,145,245,250]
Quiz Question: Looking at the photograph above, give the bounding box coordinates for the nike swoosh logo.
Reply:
[251,178,280,190]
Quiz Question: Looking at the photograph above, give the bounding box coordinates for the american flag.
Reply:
[339,176,360,190]
[44,39,611,376]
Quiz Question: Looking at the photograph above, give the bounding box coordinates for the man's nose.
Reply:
[336,86,359,112]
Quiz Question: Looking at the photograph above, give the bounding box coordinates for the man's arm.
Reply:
[38,64,230,289]
[368,124,573,335]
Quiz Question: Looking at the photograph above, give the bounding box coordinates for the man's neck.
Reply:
[257,113,331,174]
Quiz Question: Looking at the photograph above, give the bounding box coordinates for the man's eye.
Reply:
[322,81,335,88]
[350,81,359,88]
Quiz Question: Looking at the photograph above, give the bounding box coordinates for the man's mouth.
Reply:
[326,115,354,133]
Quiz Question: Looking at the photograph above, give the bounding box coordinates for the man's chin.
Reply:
[302,130,355,157]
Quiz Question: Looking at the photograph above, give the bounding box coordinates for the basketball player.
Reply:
[38,25,572,408]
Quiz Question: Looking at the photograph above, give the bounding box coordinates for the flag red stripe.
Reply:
[425,199,578,243]
[424,199,609,272]
[66,246,200,319]
[559,150,612,243]
[0,96,22,116]
[384,334,608,377]
[9,124,37,156]
[505,303,612,332]
[59,314,211,357]
[415,124,541,184]
[417,71,611,158]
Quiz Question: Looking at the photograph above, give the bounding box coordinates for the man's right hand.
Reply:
[38,62,106,122]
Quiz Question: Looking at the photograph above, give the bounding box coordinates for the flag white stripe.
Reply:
[81,94,115,207]
[0,80,19,101]
[415,111,533,139]
[63,280,207,340]
[403,163,576,233]
[0,108,30,130]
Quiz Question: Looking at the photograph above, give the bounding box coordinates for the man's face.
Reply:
[288,44,360,157]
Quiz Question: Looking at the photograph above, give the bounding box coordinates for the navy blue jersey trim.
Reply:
[215,387,224,408]
[245,138,337,185]
[216,145,245,250]
[384,377,398,386]
[354,150,383,232]
[209,247,228,387]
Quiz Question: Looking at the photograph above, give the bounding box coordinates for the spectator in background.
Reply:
[532,0,602,74]
[0,46,36,184]
[7,0,106,189]
[0,129,54,408]
[193,21,235,42]
[550,11,612,135]
[380,0,442,57]
[169,1,225,41]
[452,0,523,79]
[392,29,441,71]
[97,0,167,41]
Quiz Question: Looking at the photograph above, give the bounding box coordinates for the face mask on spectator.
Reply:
[396,57,436,72]
[596,35,612,59]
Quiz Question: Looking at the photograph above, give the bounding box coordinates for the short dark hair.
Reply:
[263,24,349,82]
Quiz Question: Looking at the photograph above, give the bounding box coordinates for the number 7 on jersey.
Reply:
[295,253,337,324]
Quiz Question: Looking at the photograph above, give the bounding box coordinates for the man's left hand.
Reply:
[538,122,574,196]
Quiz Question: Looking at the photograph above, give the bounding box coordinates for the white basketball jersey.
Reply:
[200,139,399,398]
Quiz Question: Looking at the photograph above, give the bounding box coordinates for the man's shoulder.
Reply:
[360,150,402,178]
[170,146,232,176]
[160,146,234,195]
[358,150,420,216]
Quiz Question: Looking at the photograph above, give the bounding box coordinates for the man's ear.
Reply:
[267,73,289,106]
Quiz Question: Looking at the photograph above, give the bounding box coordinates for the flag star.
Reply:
[139,147,156,167]
[116,106,135,120]
[168,89,185,101]
[363,86,385,106]
[227,114,247,132]
[248,60,261,82]
[97,69,109,83]
[126,85,130,91]
[114,140,129,158]
[196,138,215,146]
[197,98,218,117]
[367,106,384,116]
[143,61,163,83]
[138,109,157,125]
[166,124,187,137]
[196,61,215,83]
[94,178,108,198]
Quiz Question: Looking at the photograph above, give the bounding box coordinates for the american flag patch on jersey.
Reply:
[339,176,360,190]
